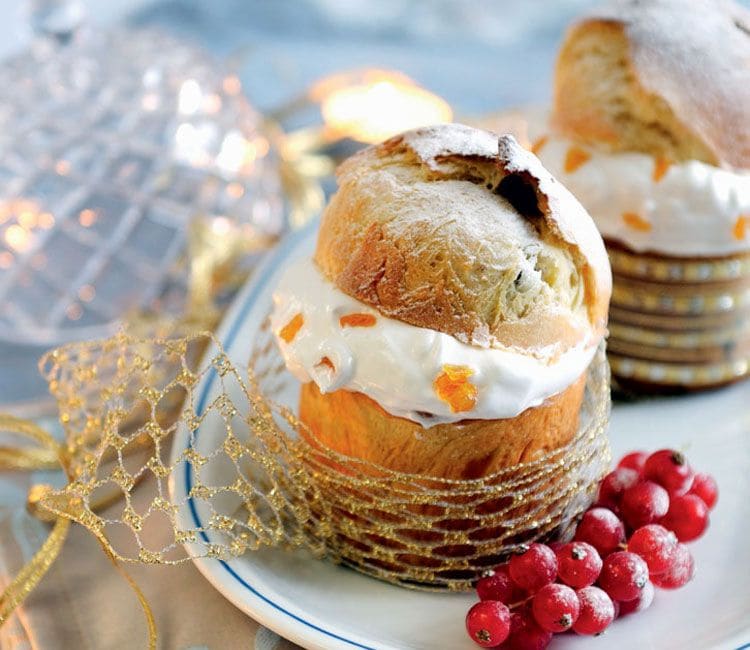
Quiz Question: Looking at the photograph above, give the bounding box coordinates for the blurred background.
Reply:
[0,0,627,113]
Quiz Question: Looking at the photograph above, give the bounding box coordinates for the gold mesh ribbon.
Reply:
[0,414,157,649]
[0,327,610,636]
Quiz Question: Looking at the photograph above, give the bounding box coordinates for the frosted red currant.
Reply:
[627,524,678,575]
[574,508,626,556]
[597,468,640,510]
[477,564,517,603]
[688,472,719,510]
[617,451,648,474]
[644,449,694,495]
[619,580,655,616]
[660,494,709,542]
[504,611,552,650]
[465,601,511,647]
[509,544,558,593]
[556,542,603,588]
[598,551,649,601]
[651,543,694,589]
[573,586,615,635]
[531,583,580,633]
[620,480,670,529]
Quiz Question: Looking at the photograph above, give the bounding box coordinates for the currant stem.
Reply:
[508,595,534,610]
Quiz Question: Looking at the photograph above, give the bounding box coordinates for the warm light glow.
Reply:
[79,209,97,227]
[226,182,244,198]
[4,224,32,252]
[55,160,70,175]
[216,130,257,174]
[204,93,222,114]
[210,216,234,236]
[178,79,203,115]
[223,75,241,96]
[18,210,37,229]
[310,69,414,103]
[253,136,270,158]
[0,251,13,269]
[39,212,55,229]
[66,303,83,321]
[78,284,95,302]
[320,72,452,144]
[174,122,216,166]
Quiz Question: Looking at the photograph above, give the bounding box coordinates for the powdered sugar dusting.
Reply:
[585,0,750,169]
[402,123,498,169]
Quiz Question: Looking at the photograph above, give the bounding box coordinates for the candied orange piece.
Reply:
[733,215,749,241]
[279,313,304,343]
[531,135,549,155]
[652,156,671,182]
[433,365,478,413]
[316,356,335,371]
[622,212,652,232]
[339,312,377,328]
[564,146,591,173]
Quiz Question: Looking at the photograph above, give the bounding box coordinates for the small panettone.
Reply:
[534,0,750,391]
[271,123,610,479]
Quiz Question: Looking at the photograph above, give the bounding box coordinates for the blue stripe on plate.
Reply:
[184,221,375,650]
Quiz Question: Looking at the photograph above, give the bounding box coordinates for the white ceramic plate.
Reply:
[170,220,750,650]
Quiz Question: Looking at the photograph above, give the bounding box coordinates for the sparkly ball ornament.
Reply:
[0,25,285,411]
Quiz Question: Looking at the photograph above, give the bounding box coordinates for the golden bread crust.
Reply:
[553,0,750,168]
[314,125,610,354]
[298,376,586,480]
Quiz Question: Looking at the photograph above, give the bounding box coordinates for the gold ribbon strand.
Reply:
[0,414,157,649]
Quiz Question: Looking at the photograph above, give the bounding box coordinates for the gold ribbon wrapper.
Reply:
[0,328,610,636]
[36,327,608,586]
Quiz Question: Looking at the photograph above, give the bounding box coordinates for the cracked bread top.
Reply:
[313,124,611,357]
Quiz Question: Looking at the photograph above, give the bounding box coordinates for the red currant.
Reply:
[660,494,709,542]
[531,583,580,633]
[502,611,552,650]
[627,524,678,575]
[651,543,694,589]
[598,551,649,601]
[509,544,557,593]
[688,472,719,510]
[643,449,694,495]
[465,600,511,647]
[477,565,518,603]
[574,508,626,556]
[597,467,640,510]
[555,542,602,588]
[620,481,670,529]
[618,580,655,616]
[617,451,648,474]
[573,586,615,635]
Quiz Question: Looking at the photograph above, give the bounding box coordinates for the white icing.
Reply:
[538,138,750,256]
[271,257,599,428]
